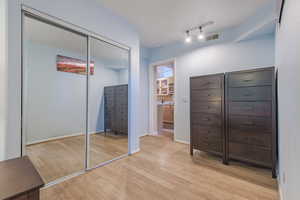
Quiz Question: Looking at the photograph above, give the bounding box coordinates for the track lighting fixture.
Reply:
[184,21,214,43]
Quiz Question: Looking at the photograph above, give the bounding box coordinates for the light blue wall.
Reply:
[147,34,275,143]
[25,42,127,144]
[0,0,7,160]
[139,47,150,136]
[276,0,300,199]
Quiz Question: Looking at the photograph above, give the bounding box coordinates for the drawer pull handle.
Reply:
[203,118,210,121]
[244,93,252,96]
[243,79,252,82]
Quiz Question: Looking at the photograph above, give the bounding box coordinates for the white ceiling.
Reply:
[25,17,129,70]
[96,0,272,47]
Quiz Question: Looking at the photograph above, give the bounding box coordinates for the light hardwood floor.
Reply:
[41,135,279,200]
[26,133,128,183]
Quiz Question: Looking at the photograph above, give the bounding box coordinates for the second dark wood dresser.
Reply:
[225,67,277,178]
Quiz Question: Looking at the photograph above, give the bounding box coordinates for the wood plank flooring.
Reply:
[41,135,279,200]
[26,133,128,183]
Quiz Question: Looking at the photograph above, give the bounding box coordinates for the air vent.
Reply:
[206,34,219,41]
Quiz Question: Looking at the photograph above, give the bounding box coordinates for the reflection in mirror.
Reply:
[23,15,87,183]
[88,38,129,168]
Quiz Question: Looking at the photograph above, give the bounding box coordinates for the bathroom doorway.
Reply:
[149,59,175,141]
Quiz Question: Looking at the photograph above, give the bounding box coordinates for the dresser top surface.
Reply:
[0,156,44,199]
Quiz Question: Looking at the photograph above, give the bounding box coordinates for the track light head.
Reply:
[185,30,192,43]
[198,26,205,40]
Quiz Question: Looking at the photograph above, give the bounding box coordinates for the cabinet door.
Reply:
[163,105,174,123]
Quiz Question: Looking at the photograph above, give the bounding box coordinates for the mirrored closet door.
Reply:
[88,38,129,169]
[23,14,88,183]
[22,11,130,185]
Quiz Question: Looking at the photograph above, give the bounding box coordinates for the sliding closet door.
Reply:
[23,15,88,183]
[88,37,129,168]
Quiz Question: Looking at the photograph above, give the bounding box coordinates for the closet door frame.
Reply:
[21,6,131,187]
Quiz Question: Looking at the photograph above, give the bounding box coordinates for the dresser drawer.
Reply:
[191,76,222,90]
[229,115,272,132]
[191,101,221,114]
[228,102,272,117]
[115,85,128,93]
[229,131,271,148]
[191,113,222,127]
[191,125,222,140]
[228,86,272,101]
[191,88,222,101]
[229,142,272,167]
[104,87,114,94]
[228,70,273,87]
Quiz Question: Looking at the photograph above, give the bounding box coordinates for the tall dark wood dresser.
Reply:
[225,67,277,177]
[190,74,225,163]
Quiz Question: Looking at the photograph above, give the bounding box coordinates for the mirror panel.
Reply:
[88,38,129,168]
[23,15,88,183]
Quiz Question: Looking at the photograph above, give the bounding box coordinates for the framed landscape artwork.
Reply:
[57,55,95,75]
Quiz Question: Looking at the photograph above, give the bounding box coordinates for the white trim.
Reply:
[278,179,284,200]
[26,130,105,146]
[162,128,174,133]
[175,139,190,145]
[148,131,158,136]
[26,132,84,146]
[139,133,149,137]
[148,58,176,139]
[129,148,140,155]
[43,170,85,189]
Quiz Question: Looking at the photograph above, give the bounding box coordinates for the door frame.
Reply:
[148,58,176,139]
[21,6,132,187]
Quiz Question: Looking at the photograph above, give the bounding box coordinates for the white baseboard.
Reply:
[27,130,104,146]
[148,131,158,136]
[162,128,174,133]
[175,138,190,145]
[278,180,284,200]
[130,148,140,155]
[139,133,149,137]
